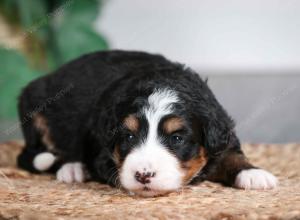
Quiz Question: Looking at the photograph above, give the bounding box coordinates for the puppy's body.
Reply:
[18,50,277,196]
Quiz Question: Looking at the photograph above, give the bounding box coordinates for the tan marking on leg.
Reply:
[207,152,253,184]
[181,147,207,184]
[123,115,139,132]
[163,117,184,134]
[33,113,55,151]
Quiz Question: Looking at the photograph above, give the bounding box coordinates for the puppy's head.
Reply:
[113,88,214,197]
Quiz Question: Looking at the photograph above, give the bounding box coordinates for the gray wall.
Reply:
[207,74,300,143]
[96,0,300,72]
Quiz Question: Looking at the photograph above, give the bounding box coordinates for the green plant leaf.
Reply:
[0,0,109,120]
[0,49,42,119]
[50,0,108,64]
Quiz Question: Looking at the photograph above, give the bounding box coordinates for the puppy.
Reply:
[17,50,277,197]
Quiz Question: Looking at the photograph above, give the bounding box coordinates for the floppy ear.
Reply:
[203,115,239,156]
[93,150,118,186]
[86,116,120,186]
[190,115,243,185]
[85,79,137,186]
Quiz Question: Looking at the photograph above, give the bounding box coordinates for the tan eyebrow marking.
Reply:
[163,116,184,134]
[123,114,139,132]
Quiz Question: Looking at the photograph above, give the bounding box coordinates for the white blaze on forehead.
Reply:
[146,89,179,113]
[144,89,179,145]
[120,89,183,196]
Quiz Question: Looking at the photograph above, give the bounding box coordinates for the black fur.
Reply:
[17,50,254,187]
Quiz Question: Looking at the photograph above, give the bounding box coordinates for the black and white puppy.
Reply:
[17,50,277,197]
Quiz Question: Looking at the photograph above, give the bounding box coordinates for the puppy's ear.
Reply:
[93,150,118,186]
[203,116,239,156]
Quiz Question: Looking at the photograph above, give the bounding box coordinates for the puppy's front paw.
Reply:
[234,169,278,190]
[56,162,86,183]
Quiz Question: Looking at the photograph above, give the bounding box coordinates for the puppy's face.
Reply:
[114,89,207,197]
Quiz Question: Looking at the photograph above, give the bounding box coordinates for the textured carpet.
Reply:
[0,141,299,220]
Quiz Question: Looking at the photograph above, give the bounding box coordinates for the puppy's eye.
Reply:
[170,135,184,145]
[126,134,135,142]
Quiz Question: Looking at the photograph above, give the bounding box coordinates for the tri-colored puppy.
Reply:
[18,50,277,197]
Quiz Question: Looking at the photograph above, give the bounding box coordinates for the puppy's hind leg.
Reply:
[18,112,58,173]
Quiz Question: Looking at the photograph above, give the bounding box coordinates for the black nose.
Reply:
[135,171,156,184]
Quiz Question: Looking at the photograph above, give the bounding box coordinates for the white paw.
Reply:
[56,162,86,183]
[235,169,278,190]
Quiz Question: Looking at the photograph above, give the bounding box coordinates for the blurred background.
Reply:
[0,0,299,143]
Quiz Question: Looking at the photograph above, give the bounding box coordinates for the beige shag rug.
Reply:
[0,141,299,220]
